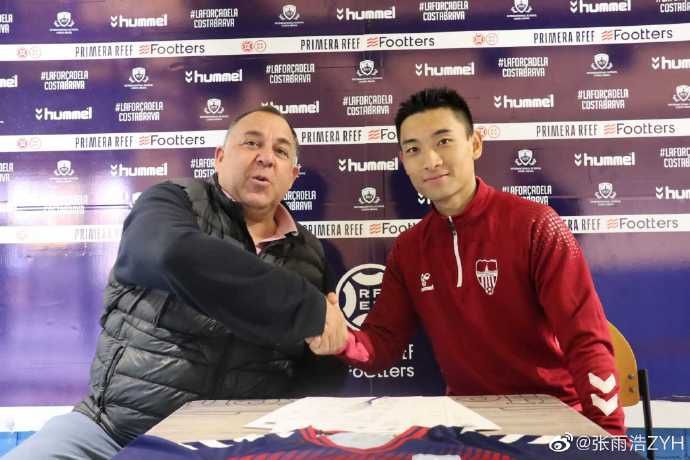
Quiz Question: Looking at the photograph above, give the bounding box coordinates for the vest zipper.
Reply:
[447,217,463,287]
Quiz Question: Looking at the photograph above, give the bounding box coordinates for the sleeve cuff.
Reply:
[337,330,371,362]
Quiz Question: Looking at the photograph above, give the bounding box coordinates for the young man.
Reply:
[6,106,348,459]
[317,88,624,435]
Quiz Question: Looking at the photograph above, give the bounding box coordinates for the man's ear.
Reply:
[214,146,224,168]
[471,130,483,160]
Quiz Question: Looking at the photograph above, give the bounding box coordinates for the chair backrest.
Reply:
[608,321,641,406]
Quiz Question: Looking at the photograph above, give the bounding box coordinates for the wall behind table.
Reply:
[0,0,689,405]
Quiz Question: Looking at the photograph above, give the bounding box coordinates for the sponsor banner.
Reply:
[477,118,690,140]
[296,126,397,145]
[4,215,690,244]
[0,225,122,244]
[2,23,689,61]
[0,131,223,152]
[301,219,419,239]
[562,214,690,233]
[302,215,690,238]
[295,119,690,144]
[3,119,689,152]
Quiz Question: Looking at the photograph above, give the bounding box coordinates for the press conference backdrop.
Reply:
[0,0,689,406]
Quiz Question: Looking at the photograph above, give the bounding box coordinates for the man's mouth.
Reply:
[251,174,270,184]
[424,173,448,182]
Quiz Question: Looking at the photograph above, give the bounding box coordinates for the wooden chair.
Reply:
[608,321,654,460]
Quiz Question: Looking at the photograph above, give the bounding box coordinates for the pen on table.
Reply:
[366,396,384,405]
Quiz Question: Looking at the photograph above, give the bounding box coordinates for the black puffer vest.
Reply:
[74,178,328,446]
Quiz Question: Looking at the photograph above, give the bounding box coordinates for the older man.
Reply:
[7,106,347,459]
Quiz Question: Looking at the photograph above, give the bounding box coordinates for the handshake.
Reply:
[305,292,349,355]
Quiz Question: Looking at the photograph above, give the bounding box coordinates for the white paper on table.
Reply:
[245,396,500,433]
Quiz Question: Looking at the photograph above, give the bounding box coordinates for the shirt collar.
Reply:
[221,188,298,242]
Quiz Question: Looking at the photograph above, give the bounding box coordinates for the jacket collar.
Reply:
[429,176,493,227]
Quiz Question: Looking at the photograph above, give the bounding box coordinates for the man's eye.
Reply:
[439,138,452,145]
[404,147,418,155]
[276,149,289,158]
[243,140,257,147]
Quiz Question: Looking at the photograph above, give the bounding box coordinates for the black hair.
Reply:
[395,88,474,142]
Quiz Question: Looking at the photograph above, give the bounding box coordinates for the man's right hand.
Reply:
[305,292,348,355]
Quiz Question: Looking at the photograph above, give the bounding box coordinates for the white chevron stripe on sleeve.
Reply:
[498,434,526,444]
[529,435,559,445]
[588,372,616,394]
[199,440,231,448]
[591,393,619,416]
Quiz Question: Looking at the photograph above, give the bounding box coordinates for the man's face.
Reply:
[399,107,482,208]
[215,111,299,213]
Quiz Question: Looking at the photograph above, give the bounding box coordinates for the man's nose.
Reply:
[255,146,275,166]
[423,148,442,169]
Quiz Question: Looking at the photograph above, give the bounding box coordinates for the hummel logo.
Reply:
[109,16,118,27]
[336,8,344,20]
[591,393,618,416]
[569,0,578,13]
[338,158,347,171]
[110,164,118,176]
[493,96,502,108]
[651,56,660,70]
[35,108,43,120]
[656,186,664,199]
[574,153,582,166]
[184,71,193,83]
[588,372,616,394]
[415,64,423,76]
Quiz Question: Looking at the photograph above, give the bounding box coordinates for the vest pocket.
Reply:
[97,344,126,410]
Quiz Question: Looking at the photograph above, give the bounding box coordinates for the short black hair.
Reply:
[395,88,474,143]
[226,106,300,160]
